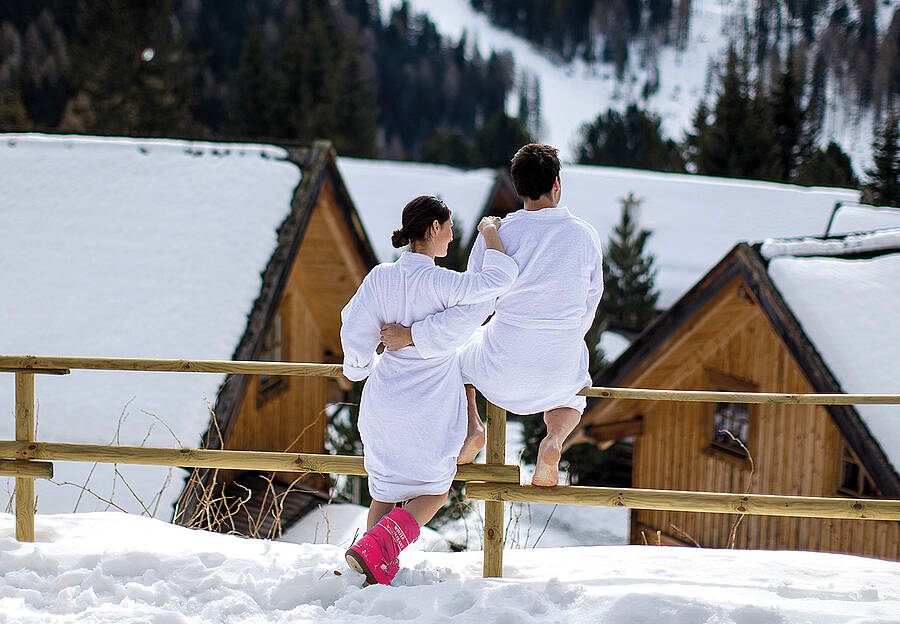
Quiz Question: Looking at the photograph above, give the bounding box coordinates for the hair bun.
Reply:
[391,228,410,248]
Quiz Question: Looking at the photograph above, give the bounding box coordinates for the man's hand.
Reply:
[477,216,501,233]
[380,323,413,351]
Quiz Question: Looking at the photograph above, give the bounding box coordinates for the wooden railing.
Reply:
[2,354,900,579]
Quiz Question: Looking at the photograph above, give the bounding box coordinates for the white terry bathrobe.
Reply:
[409,206,604,415]
[340,249,518,502]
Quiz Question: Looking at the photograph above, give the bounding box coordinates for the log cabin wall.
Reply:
[617,278,900,560]
[224,179,369,489]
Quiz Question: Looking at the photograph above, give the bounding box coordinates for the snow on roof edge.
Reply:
[760,228,900,259]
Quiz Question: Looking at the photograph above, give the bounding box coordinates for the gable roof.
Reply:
[201,142,379,451]
[591,229,900,498]
[0,133,304,518]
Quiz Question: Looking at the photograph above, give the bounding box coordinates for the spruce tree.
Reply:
[686,47,779,181]
[475,110,532,168]
[794,142,857,188]
[770,51,814,181]
[230,14,275,138]
[863,110,900,207]
[0,88,32,131]
[603,193,659,331]
[71,0,196,137]
[273,0,377,156]
[577,104,684,172]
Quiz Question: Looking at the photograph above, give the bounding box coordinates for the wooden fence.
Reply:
[2,354,900,579]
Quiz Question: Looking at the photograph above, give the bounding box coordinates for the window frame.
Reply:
[704,368,757,463]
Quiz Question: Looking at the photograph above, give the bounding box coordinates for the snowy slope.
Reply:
[0,133,299,519]
[338,157,496,261]
[388,0,900,172]
[764,238,900,473]
[2,512,899,623]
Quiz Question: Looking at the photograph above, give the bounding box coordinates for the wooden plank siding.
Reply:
[225,180,368,492]
[596,278,900,560]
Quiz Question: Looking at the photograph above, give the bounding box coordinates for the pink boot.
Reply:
[346,508,420,586]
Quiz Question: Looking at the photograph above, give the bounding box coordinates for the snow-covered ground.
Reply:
[2,512,899,623]
[387,0,900,172]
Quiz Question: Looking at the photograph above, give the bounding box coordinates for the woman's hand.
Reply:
[477,216,501,234]
[380,323,414,350]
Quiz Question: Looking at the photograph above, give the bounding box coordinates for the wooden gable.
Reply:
[579,243,900,560]
[174,142,378,531]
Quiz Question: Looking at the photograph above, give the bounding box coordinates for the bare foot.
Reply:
[456,428,486,465]
[531,437,561,487]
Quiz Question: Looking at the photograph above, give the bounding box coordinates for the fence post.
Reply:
[483,401,506,578]
[15,372,36,542]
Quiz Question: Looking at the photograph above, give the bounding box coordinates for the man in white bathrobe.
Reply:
[381,144,604,486]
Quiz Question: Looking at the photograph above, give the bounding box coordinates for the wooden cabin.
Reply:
[576,236,900,560]
[174,142,378,535]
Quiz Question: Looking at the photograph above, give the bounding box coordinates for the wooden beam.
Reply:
[0,459,52,479]
[578,387,900,405]
[0,441,519,483]
[15,373,35,542]
[466,483,900,521]
[0,368,69,375]
[483,402,507,578]
[0,356,344,378]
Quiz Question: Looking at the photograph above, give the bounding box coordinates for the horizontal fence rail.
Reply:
[0,441,520,483]
[2,354,899,579]
[3,355,900,405]
[0,459,53,479]
[0,355,343,378]
[466,483,900,521]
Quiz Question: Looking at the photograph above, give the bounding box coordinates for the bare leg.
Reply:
[457,385,486,464]
[532,407,581,487]
[367,500,396,531]
[402,492,449,527]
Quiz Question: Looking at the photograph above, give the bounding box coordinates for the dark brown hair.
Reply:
[510,143,560,200]
[391,195,451,248]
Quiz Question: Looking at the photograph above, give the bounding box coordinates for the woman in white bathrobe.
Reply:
[340,195,518,534]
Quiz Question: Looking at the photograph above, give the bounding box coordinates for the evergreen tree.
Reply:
[475,110,532,168]
[769,51,815,181]
[71,0,196,136]
[332,36,378,157]
[686,47,780,181]
[576,104,684,172]
[603,193,659,331]
[863,110,900,207]
[422,128,477,168]
[0,88,32,131]
[271,0,377,156]
[794,142,857,188]
[230,14,275,137]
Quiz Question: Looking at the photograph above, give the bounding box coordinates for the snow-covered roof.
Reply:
[0,133,301,518]
[599,331,632,363]
[762,232,900,474]
[557,165,879,307]
[338,157,496,261]
[827,204,900,236]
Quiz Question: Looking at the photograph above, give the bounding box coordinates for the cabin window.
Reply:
[712,402,750,452]
[838,442,878,498]
[258,311,284,394]
[704,369,756,460]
